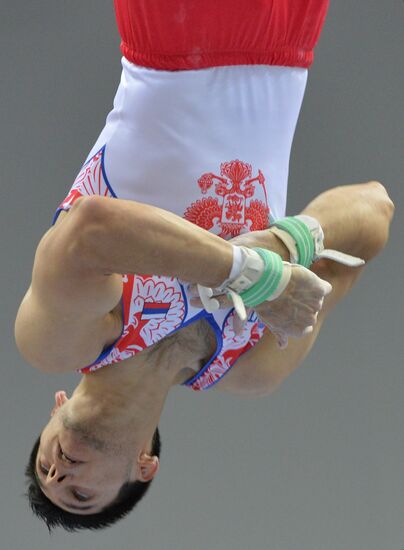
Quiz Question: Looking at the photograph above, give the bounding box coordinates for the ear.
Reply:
[51,391,69,417]
[136,452,160,483]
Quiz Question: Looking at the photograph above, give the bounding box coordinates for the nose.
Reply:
[46,464,67,485]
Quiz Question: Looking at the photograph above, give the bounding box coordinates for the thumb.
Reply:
[274,331,288,350]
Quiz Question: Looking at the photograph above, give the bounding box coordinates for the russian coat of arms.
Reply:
[183,160,270,238]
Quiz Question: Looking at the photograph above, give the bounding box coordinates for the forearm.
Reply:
[230,181,394,264]
[299,181,394,261]
[74,195,233,287]
[74,182,393,290]
[220,182,394,397]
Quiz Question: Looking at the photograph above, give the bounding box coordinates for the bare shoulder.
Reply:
[212,330,281,396]
[14,203,123,373]
[213,322,324,397]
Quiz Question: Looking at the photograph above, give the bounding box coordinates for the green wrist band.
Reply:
[271,217,314,268]
[237,248,283,307]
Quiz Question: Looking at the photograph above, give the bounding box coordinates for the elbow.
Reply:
[362,181,395,261]
[15,341,78,374]
[14,333,49,373]
[14,311,77,374]
[70,194,108,220]
[65,195,110,271]
[69,195,108,235]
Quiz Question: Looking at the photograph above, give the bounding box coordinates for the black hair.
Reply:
[24,428,161,533]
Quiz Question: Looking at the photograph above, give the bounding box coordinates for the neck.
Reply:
[67,338,191,451]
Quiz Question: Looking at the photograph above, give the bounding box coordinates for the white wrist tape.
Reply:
[197,248,292,322]
[215,246,265,294]
[229,245,244,281]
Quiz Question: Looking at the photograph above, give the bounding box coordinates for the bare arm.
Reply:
[13,191,294,374]
[14,195,235,372]
[73,195,234,287]
[215,181,394,396]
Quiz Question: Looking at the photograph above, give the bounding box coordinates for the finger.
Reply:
[215,294,234,309]
[233,314,247,336]
[289,314,318,336]
[316,297,324,311]
[300,295,325,310]
[188,284,228,299]
[263,311,317,337]
[291,314,318,337]
[187,284,198,298]
[310,278,333,299]
[274,331,288,349]
[321,280,333,295]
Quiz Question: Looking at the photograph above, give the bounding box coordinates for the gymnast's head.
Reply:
[24,390,161,532]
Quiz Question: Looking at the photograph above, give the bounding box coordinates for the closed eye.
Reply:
[59,444,77,464]
[72,490,91,502]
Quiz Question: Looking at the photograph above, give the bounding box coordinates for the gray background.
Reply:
[1,1,403,549]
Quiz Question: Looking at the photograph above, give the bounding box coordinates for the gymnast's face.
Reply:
[35,392,158,514]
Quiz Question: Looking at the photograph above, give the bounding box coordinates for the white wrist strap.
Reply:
[197,248,292,322]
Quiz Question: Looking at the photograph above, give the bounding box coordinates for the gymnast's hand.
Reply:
[188,230,332,348]
[253,263,332,348]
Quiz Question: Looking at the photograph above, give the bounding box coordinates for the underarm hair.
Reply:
[146,318,216,362]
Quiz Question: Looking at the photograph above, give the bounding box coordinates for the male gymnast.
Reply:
[14,0,395,533]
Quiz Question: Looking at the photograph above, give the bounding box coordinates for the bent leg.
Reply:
[215,182,394,396]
